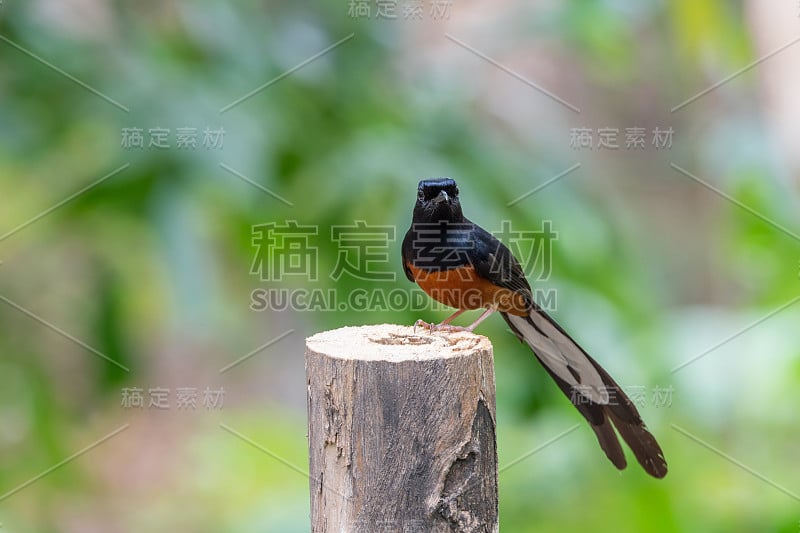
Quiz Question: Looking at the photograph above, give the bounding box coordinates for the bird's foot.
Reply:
[413,319,471,334]
[413,319,435,334]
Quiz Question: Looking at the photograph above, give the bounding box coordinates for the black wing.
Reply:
[401,227,416,282]
[466,221,534,307]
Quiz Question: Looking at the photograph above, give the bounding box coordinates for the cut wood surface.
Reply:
[306,324,499,533]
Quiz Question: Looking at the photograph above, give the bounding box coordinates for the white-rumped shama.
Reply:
[402,178,667,478]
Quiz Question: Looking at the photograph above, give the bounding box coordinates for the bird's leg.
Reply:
[462,305,497,332]
[413,308,466,333]
[440,308,467,325]
[415,307,496,333]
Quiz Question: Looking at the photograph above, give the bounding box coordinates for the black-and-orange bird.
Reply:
[402,178,667,478]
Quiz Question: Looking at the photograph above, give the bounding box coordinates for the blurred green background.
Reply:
[1,0,799,531]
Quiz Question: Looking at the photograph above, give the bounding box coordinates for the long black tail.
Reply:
[502,307,668,478]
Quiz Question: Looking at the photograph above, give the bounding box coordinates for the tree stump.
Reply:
[305,324,498,533]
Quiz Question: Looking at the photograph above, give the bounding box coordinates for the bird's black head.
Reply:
[413,178,464,223]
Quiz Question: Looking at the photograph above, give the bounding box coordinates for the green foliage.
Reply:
[0,1,798,531]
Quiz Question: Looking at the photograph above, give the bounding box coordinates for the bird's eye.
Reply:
[417,189,425,201]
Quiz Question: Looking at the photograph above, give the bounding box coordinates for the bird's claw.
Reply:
[413,319,470,334]
[413,319,434,334]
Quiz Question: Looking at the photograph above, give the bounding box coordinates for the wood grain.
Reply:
[306,324,499,533]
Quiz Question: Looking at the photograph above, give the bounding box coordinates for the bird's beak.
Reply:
[433,190,449,204]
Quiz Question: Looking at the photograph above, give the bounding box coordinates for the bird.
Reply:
[401,177,667,478]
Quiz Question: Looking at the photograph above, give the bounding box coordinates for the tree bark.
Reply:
[306,324,498,533]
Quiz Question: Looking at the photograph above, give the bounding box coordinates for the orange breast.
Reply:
[405,262,528,316]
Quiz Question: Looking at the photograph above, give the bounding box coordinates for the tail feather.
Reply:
[502,309,667,478]
[536,354,628,470]
[593,416,628,471]
[606,409,667,478]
